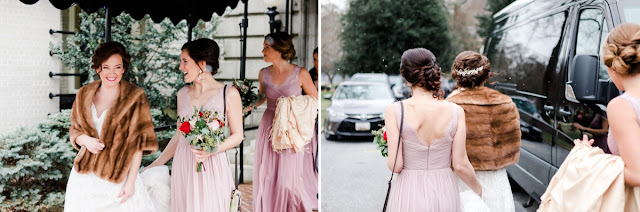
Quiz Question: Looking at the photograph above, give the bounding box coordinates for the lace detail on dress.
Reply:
[262,66,302,111]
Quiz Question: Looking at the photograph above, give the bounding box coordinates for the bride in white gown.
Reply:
[64,42,170,212]
[64,104,170,211]
[446,51,521,212]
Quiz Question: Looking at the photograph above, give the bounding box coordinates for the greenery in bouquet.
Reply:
[178,107,229,172]
[372,125,388,157]
[232,79,264,118]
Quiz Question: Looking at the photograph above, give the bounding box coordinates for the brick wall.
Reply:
[0,0,62,134]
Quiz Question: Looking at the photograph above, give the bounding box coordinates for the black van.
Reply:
[484,0,640,202]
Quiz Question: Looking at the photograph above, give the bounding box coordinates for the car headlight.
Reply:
[327,108,346,119]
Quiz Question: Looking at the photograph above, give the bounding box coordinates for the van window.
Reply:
[575,9,603,55]
[620,0,640,24]
[598,22,610,80]
[575,8,609,80]
[487,12,567,95]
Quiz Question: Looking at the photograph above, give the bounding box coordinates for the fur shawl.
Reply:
[69,80,158,183]
[446,87,521,171]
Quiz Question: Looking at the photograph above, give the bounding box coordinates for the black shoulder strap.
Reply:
[223,84,238,187]
[223,85,227,121]
[383,101,403,212]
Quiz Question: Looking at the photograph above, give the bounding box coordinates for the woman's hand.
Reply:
[118,181,135,204]
[191,147,214,162]
[77,135,105,154]
[243,104,255,113]
[474,187,482,198]
[573,134,595,146]
[572,123,584,131]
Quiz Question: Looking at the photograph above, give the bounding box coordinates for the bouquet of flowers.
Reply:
[372,125,388,157]
[178,106,230,172]
[232,79,264,118]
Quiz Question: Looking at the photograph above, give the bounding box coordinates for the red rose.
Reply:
[218,119,225,127]
[199,111,204,117]
[179,122,191,134]
[383,131,387,141]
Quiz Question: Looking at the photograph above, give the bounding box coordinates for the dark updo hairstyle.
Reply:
[265,32,296,60]
[451,51,492,88]
[181,38,220,75]
[400,48,442,98]
[91,41,131,72]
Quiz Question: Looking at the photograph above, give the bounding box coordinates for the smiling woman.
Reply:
[65,41,160,211]
[90,42,130,87]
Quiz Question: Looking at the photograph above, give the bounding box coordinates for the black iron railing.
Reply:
[49,72,87,78]
[49,29,74,35]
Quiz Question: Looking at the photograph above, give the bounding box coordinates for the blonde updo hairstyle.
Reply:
[602,23,640,75]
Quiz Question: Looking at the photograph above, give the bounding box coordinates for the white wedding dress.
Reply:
[64,104,170,212]
[458,168,514,212]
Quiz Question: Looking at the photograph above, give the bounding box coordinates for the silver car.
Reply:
[350,73,392,86]
[324,81,396,140]
[389,75,411,100]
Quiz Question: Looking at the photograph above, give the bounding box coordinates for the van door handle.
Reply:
[544,105,554,111]
[559,107,571,116]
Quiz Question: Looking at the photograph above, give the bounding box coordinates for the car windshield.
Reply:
[620,0,640,24]
[351,75,387,83]
[334,84,394,100]
[389,76,403,85]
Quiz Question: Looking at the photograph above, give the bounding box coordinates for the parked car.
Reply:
[441,77,455,98]
[323,81,396,140]
[350,73,392,86]
[485,0,637,202]
[510,96,543,141]
[389,75,411,100]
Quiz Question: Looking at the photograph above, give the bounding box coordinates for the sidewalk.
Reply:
[237,183,318,212]
[238,183,253,211]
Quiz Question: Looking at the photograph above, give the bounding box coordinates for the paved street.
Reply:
[321,136,390,212]
[321,136,540,212]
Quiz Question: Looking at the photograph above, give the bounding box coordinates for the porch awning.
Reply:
[19,0,246,25]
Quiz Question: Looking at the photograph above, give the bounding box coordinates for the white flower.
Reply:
[188,120,196,129]
[207,121,220,131]
[457,66,483,76]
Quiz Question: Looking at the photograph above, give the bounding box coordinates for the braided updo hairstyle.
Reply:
[400,48,442,98]
[451,51,491,88]
[602,23,640,75]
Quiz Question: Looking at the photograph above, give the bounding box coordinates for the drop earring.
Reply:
[198,69,202,81]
